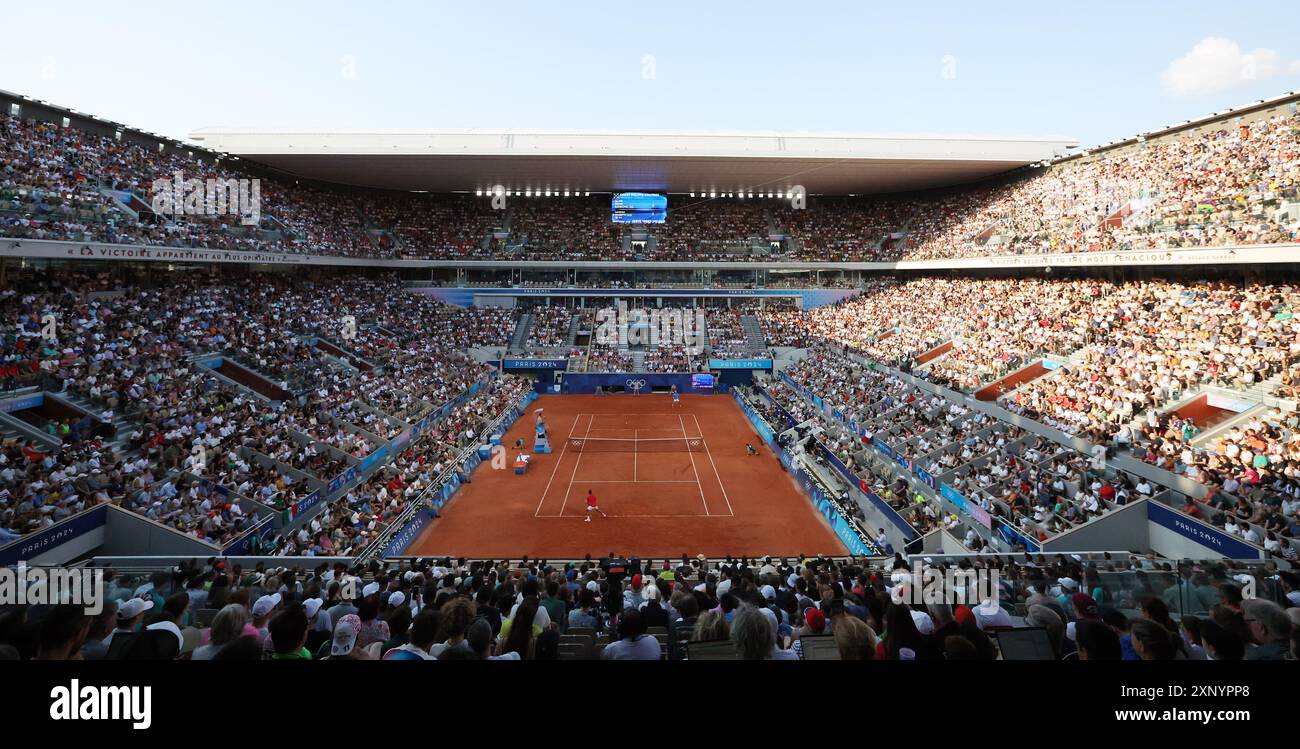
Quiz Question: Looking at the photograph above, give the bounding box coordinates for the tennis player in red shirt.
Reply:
[584,489,607,522]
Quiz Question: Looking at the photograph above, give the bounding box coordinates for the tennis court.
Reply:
[406,393,847,558]
[534,412,733,519]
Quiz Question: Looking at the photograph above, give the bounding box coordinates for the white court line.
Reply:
[633,428,638,482]
[538,513,717,519]
[691,413,735,517]
[559,413,595,518]
[582,413,696,418]
[535,414,581,517]
[679,414,711,516]
[569,480,698,484]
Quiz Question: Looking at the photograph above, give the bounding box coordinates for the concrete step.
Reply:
[509,314,533,353]
[0,421,25,445]
[740,315,767,351]
[567,314,581,347]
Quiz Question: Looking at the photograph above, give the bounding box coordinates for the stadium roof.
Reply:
[188,128,1078,195]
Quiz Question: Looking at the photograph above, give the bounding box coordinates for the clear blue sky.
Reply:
[3,0,1298,147]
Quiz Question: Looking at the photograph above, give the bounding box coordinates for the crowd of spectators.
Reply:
[705,305,770,359]
[583,344,635,373]
[523,305,572,351]
[9,103,1296,263]
[899,111,1300,259]
[773,345,1175,545]
[5,553,1294,661]
[758,277,1298,556]
[0,270,526,547]
[267,375,531,557]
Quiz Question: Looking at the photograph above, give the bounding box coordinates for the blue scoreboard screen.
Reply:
[611,192,667,224]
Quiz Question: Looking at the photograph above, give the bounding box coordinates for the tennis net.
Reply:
[567,436,706,453]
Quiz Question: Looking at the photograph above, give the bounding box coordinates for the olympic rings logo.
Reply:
[626,379,647,391]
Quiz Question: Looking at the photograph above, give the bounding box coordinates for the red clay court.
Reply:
[407,394,847,559]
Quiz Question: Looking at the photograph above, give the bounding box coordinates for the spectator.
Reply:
[1241,599,1292,660]
[601,608,661,660]
[268,605,312,660]
[192,604,250,661]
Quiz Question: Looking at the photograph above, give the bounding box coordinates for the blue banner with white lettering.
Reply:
[779,447,873,556]
[327,465,361,494]
[359,445,389,473]
[940,482,993,529]
[383,508,438,557]
[283,490,324,524]
[502,359,568,370]
[0,504,108,565]
[1146,501,1262,559]
[0,392,44,413]
[995,517,1041,552]
[221,515,275,556]
[708,359,774,370]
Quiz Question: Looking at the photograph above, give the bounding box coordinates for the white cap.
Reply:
[910,610,935,635]
[716,579,733,597]
[331,621,358,657]
[117,597,154,620]
[362,581,381,598]
[388,591,406,608]
[302,598,324,619]
[252,593,282,618]
[760,585,776,601]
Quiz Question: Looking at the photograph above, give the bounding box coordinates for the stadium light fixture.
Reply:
[709,191,716,198]
[525,188,532,197]
[475,189,482,196]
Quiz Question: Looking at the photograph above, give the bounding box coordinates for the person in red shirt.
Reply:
[584,490,606,523]
[21,441,47,463]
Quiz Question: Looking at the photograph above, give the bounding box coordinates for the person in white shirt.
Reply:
[1244,525,1263,546]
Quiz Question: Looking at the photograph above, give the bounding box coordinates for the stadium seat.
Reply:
[686,639,738,660]
[797,636,841,661]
